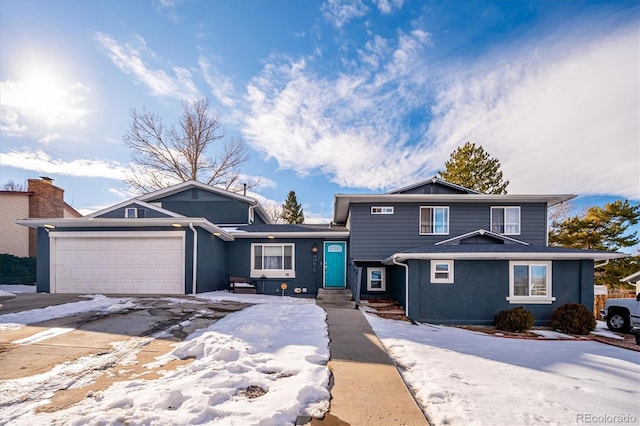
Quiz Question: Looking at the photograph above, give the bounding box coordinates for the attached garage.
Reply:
[50,231,185,294]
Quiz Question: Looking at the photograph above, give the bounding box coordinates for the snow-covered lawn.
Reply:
[366,313,640,426]
[1,292,330,425]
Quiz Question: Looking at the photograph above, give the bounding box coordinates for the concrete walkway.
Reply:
[310,307,429,426]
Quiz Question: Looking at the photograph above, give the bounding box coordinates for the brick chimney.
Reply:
[27,177,65,257]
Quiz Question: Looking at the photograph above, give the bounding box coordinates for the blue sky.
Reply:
[1,1,638,231]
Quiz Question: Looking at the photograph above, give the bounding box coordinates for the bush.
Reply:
[494,306,535,332]
[0,254,36,284]
[551,303,596,335]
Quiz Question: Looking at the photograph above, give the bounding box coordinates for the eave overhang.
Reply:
[383,251,626,264]
[15,217,235,241]
[333,193,576,224]
[230,231,350,239]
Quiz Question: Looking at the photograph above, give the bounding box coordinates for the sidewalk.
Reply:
[310,307,429,426]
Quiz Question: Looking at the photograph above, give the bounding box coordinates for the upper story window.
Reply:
[420,206,449,235]
[251,243,295,279]
[125,208,146,218]
[371,206,394,215]
[491,207,520,235]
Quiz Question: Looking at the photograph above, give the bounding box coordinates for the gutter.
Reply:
[391,256,410,315]
[189,223,197,296]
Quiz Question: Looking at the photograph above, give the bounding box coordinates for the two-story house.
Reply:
[18,177,622,325]
[334,177,622,324]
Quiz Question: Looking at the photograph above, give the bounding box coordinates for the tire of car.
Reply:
[606,310,631,333]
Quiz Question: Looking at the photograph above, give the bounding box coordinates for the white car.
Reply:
[600,294,640,332]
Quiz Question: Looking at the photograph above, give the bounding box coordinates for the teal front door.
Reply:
[324,241,346,287]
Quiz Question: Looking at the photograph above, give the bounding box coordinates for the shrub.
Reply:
[551,303,596,335]
[0,254,36,284]
[494,306,535,332]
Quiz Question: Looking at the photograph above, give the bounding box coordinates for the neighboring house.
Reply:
[621,271,640,295]
[1,177,81,257]
[18,177,624,325]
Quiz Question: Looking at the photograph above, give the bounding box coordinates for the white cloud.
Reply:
[373,0,403,14]
[199,56,237,108]
[243,17,638,199]
[243,30,434,189]
[95,32,199,100]
[0,150,129,180]
[427,24,639,198]
[321,0,368,28]
[38,134,61,144]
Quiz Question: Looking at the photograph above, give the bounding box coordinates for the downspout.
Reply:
[392,256,410,316]
[189,223,197,296]
[594,259,609,269]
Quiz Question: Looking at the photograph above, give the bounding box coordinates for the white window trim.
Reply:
[367,267,386,291]
[250,243,296,279]
[431,260,454,284]
[420,206,449,235]
[491,206,521,235]
[506,261,556,304]
[371,206,394,215]
[125,207,137,218]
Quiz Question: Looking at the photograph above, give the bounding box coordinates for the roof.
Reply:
[86,199,185,218]
[621,270,640,283]
[15,218,234,241]
[387,177,480,194]
[435,229,529,246]
[136,180,271,223]
[63,202,83,218]
[229,223,349,239]
[333,193,576,224]
[383,244,626,263]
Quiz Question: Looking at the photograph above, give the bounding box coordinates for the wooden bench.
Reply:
[228,276,257,294]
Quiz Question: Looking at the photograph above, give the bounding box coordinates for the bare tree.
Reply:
[124,97,250,192]
[2,180,27,191]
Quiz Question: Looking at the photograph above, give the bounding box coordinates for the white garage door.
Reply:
[51,231,185,294]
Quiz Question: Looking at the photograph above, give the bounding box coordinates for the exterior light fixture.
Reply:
[311,243,318,253]
[44,224,55,229]
[213,232,221,236]
[172,223,183,228]
[267,235,275,239]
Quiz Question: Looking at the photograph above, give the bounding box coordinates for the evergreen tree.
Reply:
[281,191,304,224]
[439,142,509,194]
[549,200,640,288]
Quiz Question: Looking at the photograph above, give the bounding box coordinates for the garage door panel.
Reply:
[53,234,184,294]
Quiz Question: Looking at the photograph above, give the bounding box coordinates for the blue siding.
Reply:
[225,238,347,296]
[349,202,548,260]
[401,259,594,325]
[394,182,469,195]
[151,188,252,224]
[184,228,228,293]
[36,228,50,293]
[96,204,172,218]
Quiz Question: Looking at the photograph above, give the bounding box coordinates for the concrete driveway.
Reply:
[0,294,249,414]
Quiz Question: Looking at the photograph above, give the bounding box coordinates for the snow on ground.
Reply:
[197,290,316,305]
[3,293,330,426]
[592,320,626,340]
[365,313,640,426]
[0,295,136,330]
[0,284,36,295]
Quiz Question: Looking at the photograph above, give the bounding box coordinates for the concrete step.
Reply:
[317,300,356,309]
[316,288,355,309]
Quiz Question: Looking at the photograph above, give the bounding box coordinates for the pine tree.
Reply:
[281,191,304,224]
[439,142,509,194]
[549,200,640,288]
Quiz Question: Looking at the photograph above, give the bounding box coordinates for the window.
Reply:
[420,207,449,235]
[431,260,454,283]
[507,261,555,304]
[367,267,386,291]
[251,243,295,278]
[491,207,520,235]
[125,208,145,218]
[371,206,394,215]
